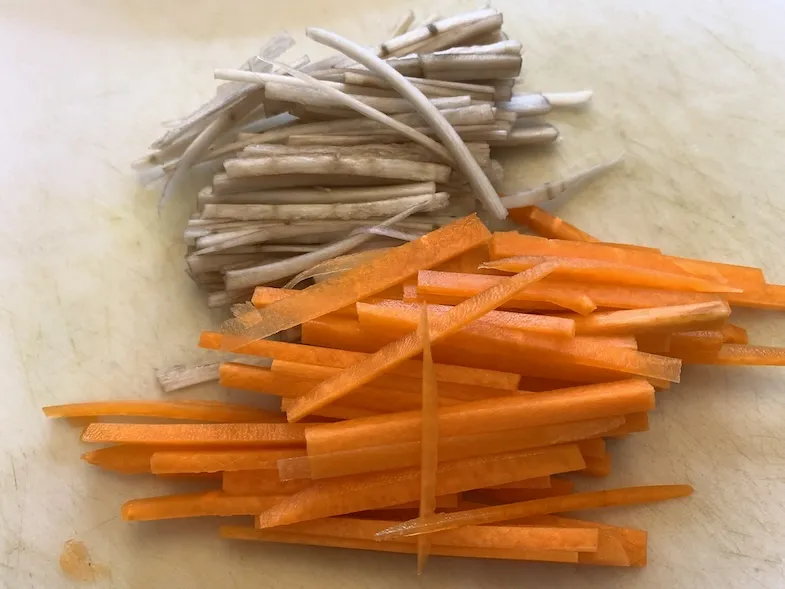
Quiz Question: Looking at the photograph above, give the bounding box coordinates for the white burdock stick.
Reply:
[200,181,436,205]
[306,27,507,219]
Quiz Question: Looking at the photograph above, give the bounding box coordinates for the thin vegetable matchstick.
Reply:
[43,400,285,423]
[376,484,694,539]
[81,423,307,446]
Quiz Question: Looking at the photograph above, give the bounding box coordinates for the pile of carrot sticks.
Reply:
[46,211,785,572]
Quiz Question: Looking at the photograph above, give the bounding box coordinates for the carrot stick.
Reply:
[482,255,741,293]
[121,491,285,521]
[519,515,647,567]
[508,206,600,242]
[635,333,672,355]
[150,448,305,474]
[220,362,461,413]
[720,324,749,345]
[490,232,764,289]
[491,476,553,490]
[280,397,374,420]
[221,214,491,349]
[433,244,491,273]
[270,359,514,402]
[363,299,576,338]
[286,262,561,421]
[200,331,521,390]
[577,438,606,459]
[81,422,307,446]
[256,445,586,528]
[81,445,158,474]
[580,453,612,477]
[253,286,357,317]
[42,400,286,423]
[682,344,785,366]
[599,242,661,253]
[417,306,439,573]
[255,517,599,552]
[389,495,461,510]
[418,270,722,311]
[222,470,312,495]
[465,485,574,504]
[279,416,623,480]
[724,284,785,310]
[305,380,654,456]
[220,526,582,563]
[356,302,682,383]
[376,484,694,539]
[571,301,731,335]
[668,330,724,354]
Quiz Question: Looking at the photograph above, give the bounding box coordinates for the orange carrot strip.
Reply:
[577,438,606,459]
[405,283,571,312]
[681,344,785,366]
[81,445,158,474]
[508,206,600,242]
[490,232,764,289]
[220,362,460,413]
[200,332,520,390]
[222,470,311,495]
[81,422,306,446]
[580,453,612,477]
[434,244,491,273]
[519,515,647,567]
[121,491,285,521]
[724,284,785,310]
[279,417,623,480]
[150,448,305,474]
[270,359,514,403]
[417,305,439,573]
[571,301,731,335]
[255,517,598,552]
[418,270,722,311]
[222,214,491,349]
[465,485,574,504]
[280,397,373,420]
[491,476,552,490]
[220,526,582,563]
[42,400,285,423]
[376,484,694,539]
[599,243,661,253]
[720,324,749,344]
[668,330,724,355]
[483,255,740,293]
[636,333,673,355]
[253,287,357,318]
[286,262,561,421]
[257,445,586,528]
[390,495,460,510]
[367,299,576,338]
[305,380,654,456]
[605,412,649,437]
[356,303,681,383]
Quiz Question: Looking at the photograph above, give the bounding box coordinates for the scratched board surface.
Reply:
[1,0,784,587]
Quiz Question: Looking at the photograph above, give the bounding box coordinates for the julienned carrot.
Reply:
[605,412,649,437]
[376,484,694,539]
[433,244,491,273]
[220,362,461,413]
[417,269,596,315]
[220,526,582,563]
[366,299,576,338]
[150,448,305,474]
[220,214,492,350]
[42,400,286,423]
[81,445,158,474]
[720,324,749,345]
[355,303,682,383]
[305,380,654,456]
[286,262,561,422]
[491,476,553,490]
[599,243,662,254]
[278,416,624,480]
[270,359,515,402]
[570,301,732,336]
[724,284,785,310]
[254,517,599,553]
[509,206,600,242]
[681,344,785,366]
[466,484,574,504]
[256,445,586,528]
[668,330,724,355]
[577,438,607,459]
[199,331,520,390]
[417,306,439,573]
[253,287,357,318]
[404,283,575,313]
[121,491,285,521]
[81,422,307,446]
[417,270,723,311]
[520,515,647,567]
[482,255,741,294]
[580,453,612,477]
[490,232,764,289]
[222,470,312,495]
